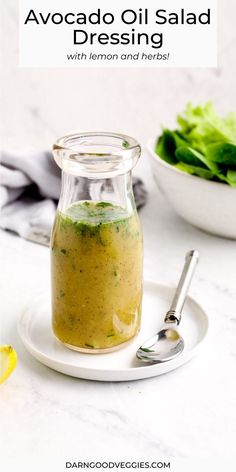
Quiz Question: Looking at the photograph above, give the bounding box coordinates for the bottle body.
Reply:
[51,133,143,353]
[51,201,143,352]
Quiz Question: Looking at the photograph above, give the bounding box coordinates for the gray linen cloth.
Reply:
[0,151,147,242]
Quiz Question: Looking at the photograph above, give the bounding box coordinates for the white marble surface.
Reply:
[1,0,236,467]
[1,166,236,463]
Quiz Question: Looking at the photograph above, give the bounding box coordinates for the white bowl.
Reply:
[147,137,236,239]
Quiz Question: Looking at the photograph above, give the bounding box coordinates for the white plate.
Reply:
[18,281,208,382]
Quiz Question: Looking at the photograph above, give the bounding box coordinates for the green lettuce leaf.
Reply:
[175,162,214,180]
[156,130,177,165]
[206,143,236,166]
[175,146,219,173]
[155,102,236,186]
[226,169,236,187]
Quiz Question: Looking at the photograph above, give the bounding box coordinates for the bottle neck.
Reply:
[58,171,136,215]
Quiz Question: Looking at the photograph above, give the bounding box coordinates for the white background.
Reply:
[0,0,232,158]
[18,0,217,67]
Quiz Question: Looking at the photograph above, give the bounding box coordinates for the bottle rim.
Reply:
[52,132,141,177]
[53,132,141,157]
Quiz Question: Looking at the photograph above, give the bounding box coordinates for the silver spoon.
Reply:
[136,250,199,364]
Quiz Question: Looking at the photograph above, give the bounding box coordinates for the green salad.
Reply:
[156,102,236,187]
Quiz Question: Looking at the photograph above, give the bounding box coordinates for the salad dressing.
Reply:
[51,201,143,351]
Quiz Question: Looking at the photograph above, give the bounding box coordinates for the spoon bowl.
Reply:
[136,327,184,363]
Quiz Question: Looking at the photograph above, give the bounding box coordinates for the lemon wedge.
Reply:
[0,345,17,384]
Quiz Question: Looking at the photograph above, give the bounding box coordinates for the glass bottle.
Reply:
[51,132,143,353]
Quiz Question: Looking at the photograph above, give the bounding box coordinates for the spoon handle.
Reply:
[164,250,199,325]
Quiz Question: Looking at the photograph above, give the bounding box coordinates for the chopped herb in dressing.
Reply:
[51,201,143,351]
